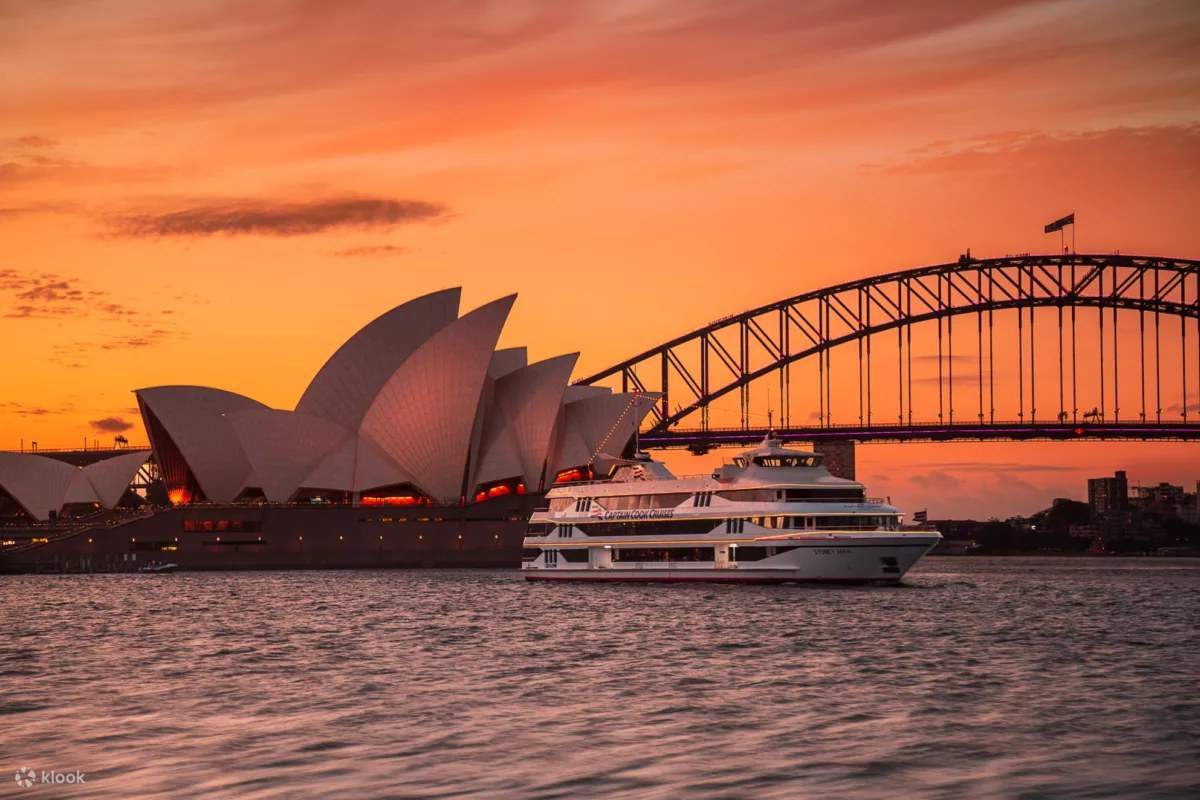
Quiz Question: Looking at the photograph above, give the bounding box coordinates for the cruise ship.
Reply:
[522,437,941,583]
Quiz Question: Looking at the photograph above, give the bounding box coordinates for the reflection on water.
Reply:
[2,557,1198,798]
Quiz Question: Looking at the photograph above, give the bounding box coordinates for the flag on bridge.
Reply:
[913,509,928,523]
[1044,212,1075,234]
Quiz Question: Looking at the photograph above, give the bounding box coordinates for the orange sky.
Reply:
[2,0,1198,518]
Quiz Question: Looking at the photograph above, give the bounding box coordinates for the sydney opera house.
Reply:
[1,289,656,571]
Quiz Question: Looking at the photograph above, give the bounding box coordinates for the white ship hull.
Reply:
[523,533,940,584]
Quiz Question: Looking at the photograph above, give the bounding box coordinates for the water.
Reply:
[2,557,1198,799]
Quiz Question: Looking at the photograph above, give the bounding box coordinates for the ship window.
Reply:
[544,550,558,566]
[783,488,866,502]
[577,519,719,536]
[527,524,554,536]
[560,549,588,563]
[752,455,821,468]
[735,545,801,561]
[813,515,880,530]
[715,488,863,503]
[732,546,766,561]
[613,547,714,562]
[604,493,690,510]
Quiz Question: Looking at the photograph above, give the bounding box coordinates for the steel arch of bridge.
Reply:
[578,253,1200,446]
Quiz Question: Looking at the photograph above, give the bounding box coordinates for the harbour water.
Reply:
[3,557,1198,798]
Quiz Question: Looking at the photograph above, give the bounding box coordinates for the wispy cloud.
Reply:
[110,196,449,237]
[0,401,74,417]
[872,125,1200,176]
[89,416,134,433]
[0,272,140,320]
[0,269,181,362]
[14,134,58,149]
[918,461,1079,474]
[333,244,408,257]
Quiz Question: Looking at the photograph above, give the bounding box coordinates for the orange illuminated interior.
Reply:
[472,481,527,503]
[554,467,593,484]
[360,495,429,507]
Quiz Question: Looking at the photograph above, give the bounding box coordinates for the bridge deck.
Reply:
[639,421,1200,449]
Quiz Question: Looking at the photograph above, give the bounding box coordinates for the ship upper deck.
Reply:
[546,436,868,501]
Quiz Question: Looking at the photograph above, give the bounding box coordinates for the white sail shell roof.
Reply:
[361,295,515,503]
[0,450,149,520]
[136,386,267,503]
[226,409,352,502]
[550,392,659,475]
[488,347,527,379]
[0,452,78,520]
[295,288,461,430]
[127,288,655,507]
[290,431,415,493]
[81,450,151,508]
[474,353,578,489]
[64,470,101,505]
[562,385,611,403]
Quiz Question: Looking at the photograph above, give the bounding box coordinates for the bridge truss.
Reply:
[578,253,1200,449]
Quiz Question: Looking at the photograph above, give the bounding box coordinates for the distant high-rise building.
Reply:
[1088,470,1128,516]
[1135,482,1186,510]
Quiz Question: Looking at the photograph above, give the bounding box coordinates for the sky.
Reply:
[1,0,1198,518]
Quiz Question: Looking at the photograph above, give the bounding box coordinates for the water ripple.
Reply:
[1,557,1198,798]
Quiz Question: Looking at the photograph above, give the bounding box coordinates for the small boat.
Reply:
[522,436,941,584]
[138,561,179,574]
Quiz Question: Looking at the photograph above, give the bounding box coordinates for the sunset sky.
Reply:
[2,0,1198,518]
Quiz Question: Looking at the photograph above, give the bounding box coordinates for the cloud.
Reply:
[1,270,181,360]
[0,270,178,334]
[908,470,962,489]
[910,371,990,386]
[14,135,58,149]
[333,244,408,257]
[918,461,1078,474]
[110,196,449,237]
[0,153,85,185]
[89,416,134,433]
[875,125,1200,176]
[17,279,82,302]
[100,335,159,349]
[0,273,100,318]
[0,401,72,417]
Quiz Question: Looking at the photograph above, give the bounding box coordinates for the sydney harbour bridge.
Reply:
[580,253,1200,471]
